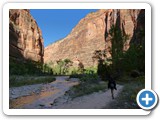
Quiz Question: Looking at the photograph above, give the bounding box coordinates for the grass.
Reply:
[9,75,56,87]
[69,74,84,78]
[67,74,107,98]
[68,82,108,98]
[105,76,145,109]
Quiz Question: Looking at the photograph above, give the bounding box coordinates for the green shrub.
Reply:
[121,44,145,72]
[68,81,107,98]
[69,74,84,78]
[80,74,99,84]
[51,59,73,75]
[84,67,97,74]
[67,73,106,98]
[43,63,53,75]
[9,58,53,76]
[9,76,56,87]
[69,67,79,75]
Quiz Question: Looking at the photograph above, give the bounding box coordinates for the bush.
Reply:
[66,73,106,98]
[121,44,145,73]
[69,74,84,78]
[80,74,99,84]
[43,63,53,75]
[130,70,141,78]
[70,68,79,75]
[9,76,56,87]
[10,58,43,75]
[67,80,107,98]
[51,59,73,75]
[9,58,53,76]
[84,67,97,74]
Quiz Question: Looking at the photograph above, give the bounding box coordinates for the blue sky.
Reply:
[30,9,98,47]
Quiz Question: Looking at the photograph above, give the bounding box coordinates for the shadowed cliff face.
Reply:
[9,9,44,63]
[130,9,145,45]
[104,9,142,57]
[44,9,144,67]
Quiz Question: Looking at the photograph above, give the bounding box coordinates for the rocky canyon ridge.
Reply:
[44,9,145,67]
[9,9,44,63]
[9,9,144,67]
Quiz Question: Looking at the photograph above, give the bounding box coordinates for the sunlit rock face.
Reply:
[9,9,44,63]
[44,9,144,67]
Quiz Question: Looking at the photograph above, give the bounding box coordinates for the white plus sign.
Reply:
[142,93,153,105]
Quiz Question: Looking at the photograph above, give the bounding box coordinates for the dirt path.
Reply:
[52,85,123,109]
[10,76,123,109]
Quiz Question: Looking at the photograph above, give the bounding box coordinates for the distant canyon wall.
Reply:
[9,9,44,63]
[44,9,144,67]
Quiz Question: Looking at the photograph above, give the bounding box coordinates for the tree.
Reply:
[56,59,65,75]
[95,25,129,80]
[78,61,84,74]
[56,59,73,75]
[108,25,129,72]
[43,63,53,75]
[63,59,73,74]
[109,25,123,65]
[92,50,109,81]
[92,50,107,62]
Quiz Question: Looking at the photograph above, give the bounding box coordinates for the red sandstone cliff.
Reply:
[9,9,44,63]
[44,9,144,67]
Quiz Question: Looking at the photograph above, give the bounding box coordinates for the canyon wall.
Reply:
[9,9,44,63]
[44,9,144,67]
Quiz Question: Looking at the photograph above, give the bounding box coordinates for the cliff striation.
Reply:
[44,9,144,67]
[9,9,44,63]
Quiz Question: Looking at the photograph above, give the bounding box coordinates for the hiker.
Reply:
[108,76,117,99]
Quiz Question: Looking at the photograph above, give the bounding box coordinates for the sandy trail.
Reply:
[9,76,123,109]
[52,85,123,109]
